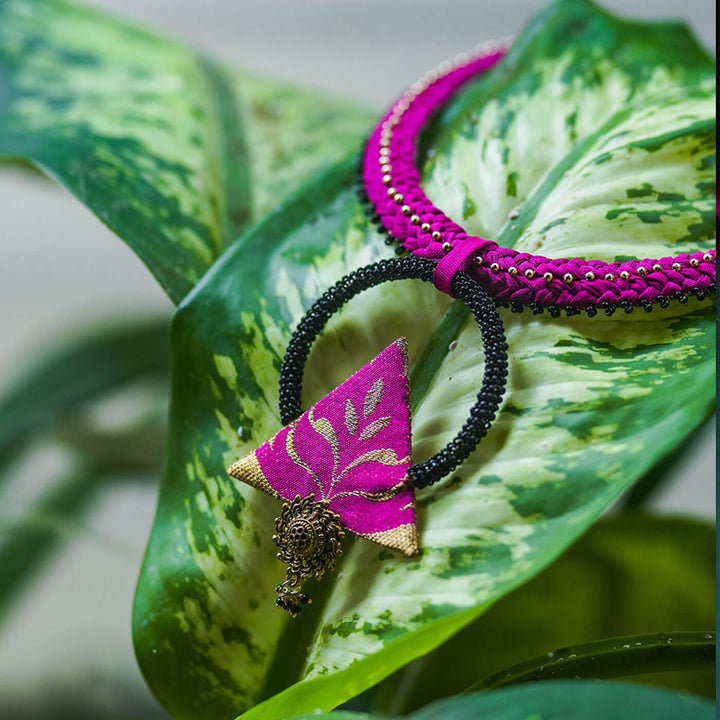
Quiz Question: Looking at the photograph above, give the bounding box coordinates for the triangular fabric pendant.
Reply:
[228,338,418,558]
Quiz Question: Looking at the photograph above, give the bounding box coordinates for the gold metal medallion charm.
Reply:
[272,495,345,616]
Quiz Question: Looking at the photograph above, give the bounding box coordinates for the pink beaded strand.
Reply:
[362,43,716,311]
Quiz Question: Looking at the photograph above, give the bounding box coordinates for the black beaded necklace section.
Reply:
[278,256,508,489]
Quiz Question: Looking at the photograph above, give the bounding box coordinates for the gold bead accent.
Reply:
[689,258,699,267]
[490,263,500,272]
[410,214,421,225]
[620,271,630,280]
[394,193,404,205]
[379,137,390,147]
[379,147,390,157]
[543,272,553,282]
[524,269,535,279]
[421,223,431,233]
[584,271,595,281]
[508,266,518,277]
[672,262,681,271]
[604,273,615,282]
[401,205,411,216]
[473,256,484,266]
[382,174,392,185]
[637,266,646,276]
[387,187,397,196]
[431,230,442,240]
[652,264,661,272]
[563,273,573,284]
[380,163,391,174]
[703,253,713,262]
[442,242,453,254]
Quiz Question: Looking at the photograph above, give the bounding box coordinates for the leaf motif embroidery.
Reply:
[345,399,358,436]
[308,409,340,469]
[363,377,383,417]
[332,480,407,502]
[285,424,325,497]
[341,448,408,475]
[358,416,390,441]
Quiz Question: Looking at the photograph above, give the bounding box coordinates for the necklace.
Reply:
[360,42,716,315]
[227,41,714,616]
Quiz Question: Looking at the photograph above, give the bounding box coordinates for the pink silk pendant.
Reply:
[228,338,418,614]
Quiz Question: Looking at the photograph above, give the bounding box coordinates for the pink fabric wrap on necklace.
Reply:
[362,44,717,309]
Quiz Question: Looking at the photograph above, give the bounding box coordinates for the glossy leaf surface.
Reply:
[0,0,372,303]
[288,681,714,720]
[468,631,714,691]
[128,1,715,718]
[373,515,716,713]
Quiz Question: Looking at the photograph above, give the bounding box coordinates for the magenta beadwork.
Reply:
[362,44,717,310]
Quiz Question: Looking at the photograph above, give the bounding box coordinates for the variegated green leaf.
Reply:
[132,2,715,719]
[373,515,715,713]
[0,0,372,303]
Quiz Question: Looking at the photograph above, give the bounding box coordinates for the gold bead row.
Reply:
[463,256,715,283]
[378,38,514,243]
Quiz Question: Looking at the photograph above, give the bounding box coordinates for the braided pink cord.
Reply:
[363,47,717,309]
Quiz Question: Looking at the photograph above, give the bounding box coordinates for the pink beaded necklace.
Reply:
[362,42,716,315]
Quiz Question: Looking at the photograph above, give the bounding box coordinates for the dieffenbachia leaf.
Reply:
[372,515,716,712]
[132,1,715,718]
[287,681,714,720]
[0,0,372,303]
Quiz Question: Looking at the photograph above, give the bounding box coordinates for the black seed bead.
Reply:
[548,305,561,318]
[641,300,653,312]
[619,300,633,314]
[658,295,669,309]
[510,301,524,313]
[585,306,597,318]
[677,293,688,304]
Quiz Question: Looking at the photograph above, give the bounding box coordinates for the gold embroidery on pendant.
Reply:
[331,480,408,502]
[286,423,325,498]
[363,377,384,417]
[362,522,418,557]
[227,453,279,499]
